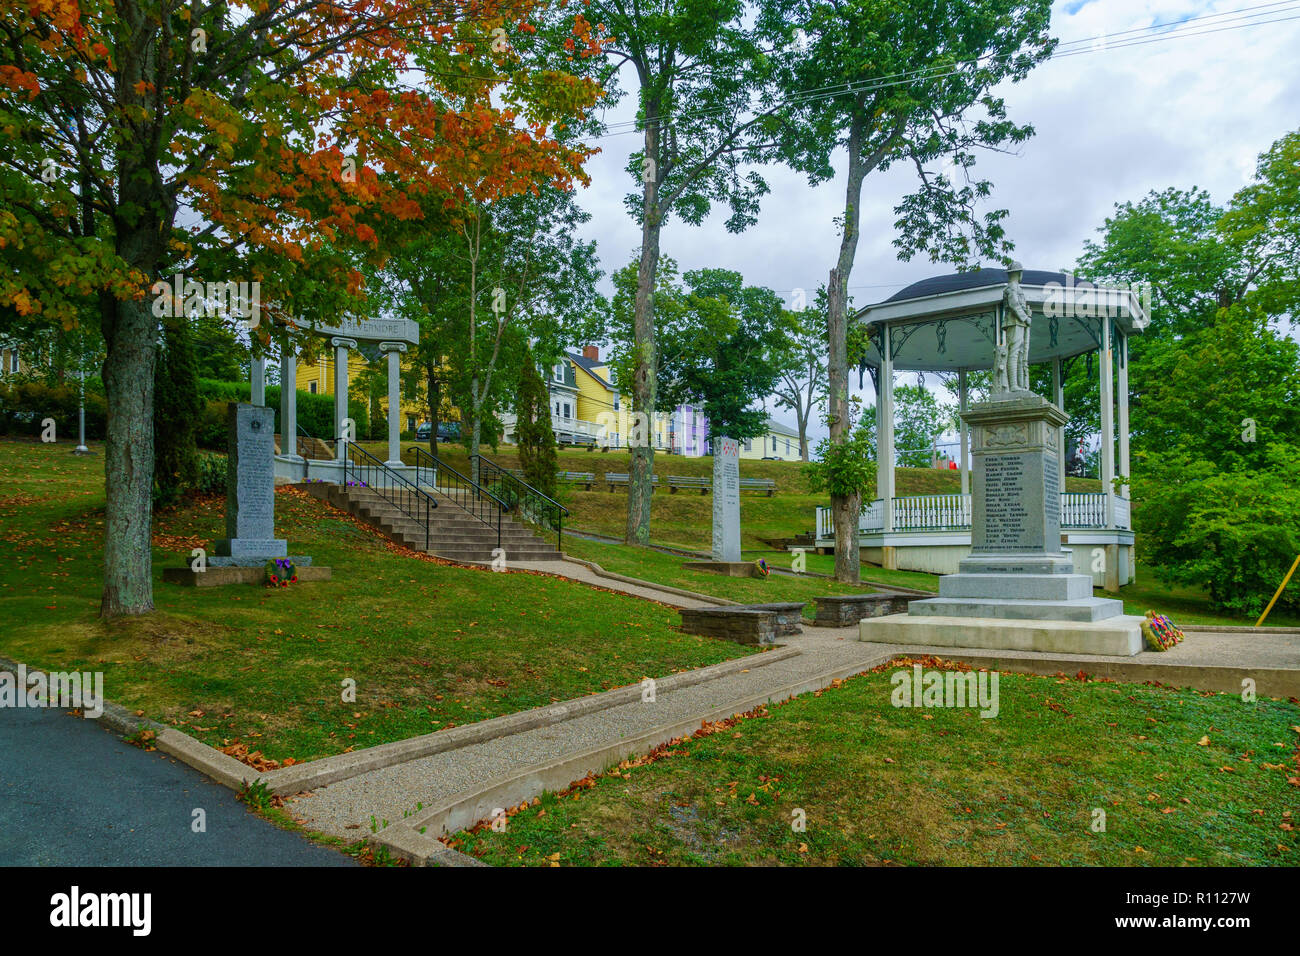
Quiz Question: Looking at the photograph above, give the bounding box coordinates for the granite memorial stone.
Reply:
[212,403,290,566]
[711,436,741,563]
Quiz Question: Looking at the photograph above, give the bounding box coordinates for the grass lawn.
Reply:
[561,536,884,614]
[451,660,1300,866]
[0,439,753,763]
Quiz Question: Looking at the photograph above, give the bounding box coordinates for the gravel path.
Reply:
[286,625,876,839]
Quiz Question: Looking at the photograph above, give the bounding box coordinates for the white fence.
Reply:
[816,492,1130,539]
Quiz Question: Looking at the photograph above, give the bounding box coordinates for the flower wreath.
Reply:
[754,558,770,578]
[266,558,298,588]
[1140,610,1184,652]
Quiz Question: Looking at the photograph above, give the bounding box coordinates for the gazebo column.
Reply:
[878,324,896,569]
[1052,357,1065,469]
[1117,330,1130,501]
[958,369,970,497]
[380,342,407,467]
[331,336,357,462]
[1098,319,1118,591]
[251,353,265,406]
[280,342,302,461]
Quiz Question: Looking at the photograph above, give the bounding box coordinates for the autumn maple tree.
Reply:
[0,0,602,615]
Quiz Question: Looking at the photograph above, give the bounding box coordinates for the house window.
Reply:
[563,403,571,418]
[8,351,18,374]
[407,415,416,431]
[613,396,620,411]
[555,401,560,415]
[309,381,317,394]
[744,438,752,452]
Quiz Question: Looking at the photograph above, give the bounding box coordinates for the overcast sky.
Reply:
[565,0,1300,446]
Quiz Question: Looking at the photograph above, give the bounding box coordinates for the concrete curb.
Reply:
[394,650,897,842]
[260,645,798,795]
[0,653,266,791]
[918,651,1300,698]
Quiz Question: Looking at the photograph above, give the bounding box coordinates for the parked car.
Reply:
[416,421,461,441]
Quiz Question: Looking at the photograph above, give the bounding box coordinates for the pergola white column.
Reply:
[280,341,302,461]
[878,323,895,535]
[1099,318,1115,526]
[1117,330,1130,500]
[1052,356,1065,471]
[958,368,970,497]
[331,336,356,461]
[250,353,265,406]
[380,342,406,466]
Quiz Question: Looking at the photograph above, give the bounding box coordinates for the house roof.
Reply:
[567,352,615,391]
[765,418,800,439]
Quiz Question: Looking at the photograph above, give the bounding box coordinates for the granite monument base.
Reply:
[907,557,1125,623]
[164,564,333,587]
[208,553,313,569]
[683,560,764,578]
[859,612,1143,657]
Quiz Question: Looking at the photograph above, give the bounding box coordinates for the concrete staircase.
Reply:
[302,482,564,563]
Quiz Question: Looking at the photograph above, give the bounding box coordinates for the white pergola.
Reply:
[249,315,420,483]
[822,267,1149,589]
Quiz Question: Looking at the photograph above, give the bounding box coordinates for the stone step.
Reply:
[907,596,1126,623]
[431,548,563,562]
[937,573,1095,602]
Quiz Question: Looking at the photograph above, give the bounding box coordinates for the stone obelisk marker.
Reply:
[213,403,288,565]
[711,436,741,562]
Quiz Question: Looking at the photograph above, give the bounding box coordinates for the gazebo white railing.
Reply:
[816,491,1130,538]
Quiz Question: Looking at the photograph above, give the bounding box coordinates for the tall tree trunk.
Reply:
[626,112,661,546]
[425,360,440,457]
[470,379,482,486]
[828,112,868,584]
[100,292,158,616]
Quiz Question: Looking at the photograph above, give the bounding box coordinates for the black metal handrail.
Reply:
[340,441,439,552]
[404,446,505,552]
[471,454,569,551]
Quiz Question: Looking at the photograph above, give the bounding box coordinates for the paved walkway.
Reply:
[286,624,878,839]
[510,558,722,608]
[0,705,355,866]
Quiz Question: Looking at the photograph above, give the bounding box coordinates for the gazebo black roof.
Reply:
[885,267,1072,304]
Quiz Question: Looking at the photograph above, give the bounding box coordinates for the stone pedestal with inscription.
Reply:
[860,393,1141,655]
[209,403,308,568]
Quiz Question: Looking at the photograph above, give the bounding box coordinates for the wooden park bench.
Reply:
[667,475,712,494]
[739,477,777,496]
[605,472,659,492]
[557,471,595,491]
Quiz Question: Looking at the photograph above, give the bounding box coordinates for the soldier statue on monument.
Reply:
[997,261,1032,393]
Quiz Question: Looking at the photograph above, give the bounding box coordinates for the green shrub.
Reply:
[1138,445,1300,617]
[194,452,228,495]
[0,381,108,440]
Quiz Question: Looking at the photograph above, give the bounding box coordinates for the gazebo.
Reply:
[814,266,1147,591]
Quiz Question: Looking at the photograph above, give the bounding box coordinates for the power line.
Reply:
[582,1,1300,143]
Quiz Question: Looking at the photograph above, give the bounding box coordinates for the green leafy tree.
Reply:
[1136,302,1300,614]
[893,383,955,468]
[771,286,830,461]
[580,0,780,545]
[515,348,558,498]
[654,268,795,443]
[152,317,203,507]
[758,0,1055,581]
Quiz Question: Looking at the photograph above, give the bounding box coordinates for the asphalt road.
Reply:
[0,705,355,866]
